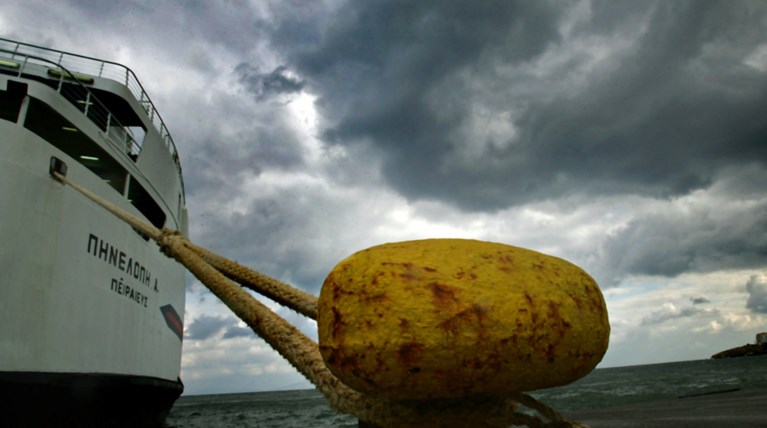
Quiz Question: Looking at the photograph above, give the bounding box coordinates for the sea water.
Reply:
[165,355,767,427]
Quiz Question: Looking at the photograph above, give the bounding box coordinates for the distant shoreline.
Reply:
[711,343,767,359]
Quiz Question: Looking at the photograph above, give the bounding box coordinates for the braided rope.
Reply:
[51,170,587,428]
[184,241,318,319]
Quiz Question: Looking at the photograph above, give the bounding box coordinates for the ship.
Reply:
[0,38,187,426]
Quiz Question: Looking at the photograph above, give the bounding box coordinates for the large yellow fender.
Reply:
[318,239,609,400]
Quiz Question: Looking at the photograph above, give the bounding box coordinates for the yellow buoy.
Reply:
[317,239,609,400]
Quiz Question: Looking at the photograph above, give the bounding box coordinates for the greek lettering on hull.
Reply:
[90,233,159,308]
[110,277,149,307]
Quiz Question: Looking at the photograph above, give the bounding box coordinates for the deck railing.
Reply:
[0,37,182,178]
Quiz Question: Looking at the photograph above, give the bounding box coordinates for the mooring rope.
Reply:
[184,241,318,319]
[50,170,586,428]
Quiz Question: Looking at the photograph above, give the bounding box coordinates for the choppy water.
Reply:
[165,355,767,427]
[165,389,357,428]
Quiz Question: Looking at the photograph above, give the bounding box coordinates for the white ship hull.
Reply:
[0,39,187,426]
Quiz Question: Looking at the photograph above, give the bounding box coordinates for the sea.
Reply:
[165,355,767,427]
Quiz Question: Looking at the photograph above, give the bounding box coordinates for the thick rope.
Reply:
[184,241,318,319]
[51,170,586,428]
[157,231,346,397]
[52,171,162,241]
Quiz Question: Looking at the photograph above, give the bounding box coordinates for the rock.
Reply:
[711,343,767,359]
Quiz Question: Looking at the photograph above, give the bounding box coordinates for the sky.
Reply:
[3,0,766,395]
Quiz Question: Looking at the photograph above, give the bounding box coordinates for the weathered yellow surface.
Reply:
[318,239,610,400]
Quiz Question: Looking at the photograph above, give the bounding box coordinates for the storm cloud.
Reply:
[269,0,767,211]
[596,165,767,285]
[236,64,305,101]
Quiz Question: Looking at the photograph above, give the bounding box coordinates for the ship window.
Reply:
[127,176,166,228]
[0,80,27,123]
[23,96,167,231]
[24,98,128,194]
[126,125,146,159]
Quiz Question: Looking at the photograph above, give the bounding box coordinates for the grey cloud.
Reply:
[600,204,767,282]
[223,326,253,339]
[641,304,718,326]
[236,64,305,101]
[746,275,767,314]
[272,0,767,211]
[66,0,266,54]
[194,190,351,296]
[174,91,309,199]
[597,167,767,284]
[186,315,239,340]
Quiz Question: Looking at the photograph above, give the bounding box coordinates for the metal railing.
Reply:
[0,37,182,176]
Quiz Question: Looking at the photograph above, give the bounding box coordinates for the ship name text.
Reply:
[87,233,160,307]
[87,233,155,287]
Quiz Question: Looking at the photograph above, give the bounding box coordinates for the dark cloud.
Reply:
[186,314,239,340]
[745,275,767,314]
[223,325,253,339]
[173,90,309,200]
[597,166,767,284]
[271,0,767,211]
[236,64,305,101]
[192,186,355,296]
[690,297,710,305]
[601,207,767,280]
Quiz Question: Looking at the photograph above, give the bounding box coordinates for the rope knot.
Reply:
[158,228,186,257]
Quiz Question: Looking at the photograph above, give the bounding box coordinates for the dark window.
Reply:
[24,97,128,194]
[0,80,27,123]
[22,96,166,229]
[127,177,166,229]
